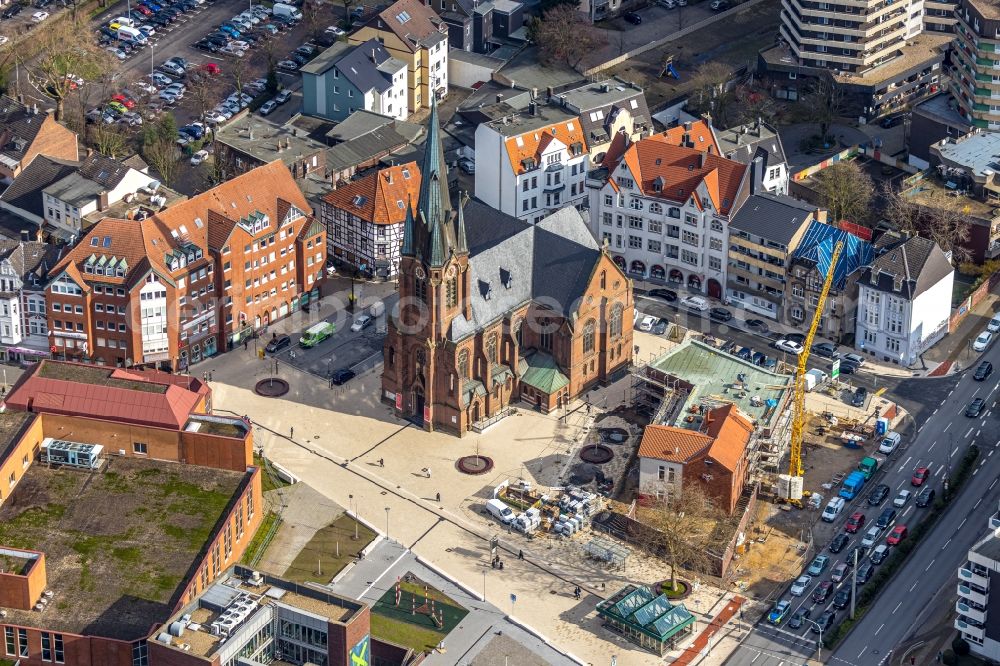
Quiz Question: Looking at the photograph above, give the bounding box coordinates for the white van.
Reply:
[369,300,385,318]
[878,431,901,454]
[117,26,147,44]
[112,16,135,27]
[821,497,845,522]
[486,499,514,525]
[272,2,303,20]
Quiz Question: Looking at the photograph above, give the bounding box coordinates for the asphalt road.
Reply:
[722,341,1000,666]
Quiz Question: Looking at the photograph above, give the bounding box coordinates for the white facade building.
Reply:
[956,501,1000,657]
[586,135,748,297]
[0,241,59,364]
[855,235,954,366]
[474,111,590,223]
[715,121,790,196]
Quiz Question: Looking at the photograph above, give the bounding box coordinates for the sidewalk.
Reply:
[921,279,1000,377]
[668,596,745,665]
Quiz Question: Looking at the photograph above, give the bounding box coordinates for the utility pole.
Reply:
[850,547,858,619]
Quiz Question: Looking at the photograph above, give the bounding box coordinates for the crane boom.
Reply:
[788,240,844,479]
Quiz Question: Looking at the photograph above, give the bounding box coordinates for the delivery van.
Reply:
[299,321,334,348]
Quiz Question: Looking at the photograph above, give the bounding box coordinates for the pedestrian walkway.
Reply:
[922,279,1000,375]
[669,596,745,665]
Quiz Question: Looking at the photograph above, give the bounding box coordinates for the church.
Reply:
[381,101,635,435]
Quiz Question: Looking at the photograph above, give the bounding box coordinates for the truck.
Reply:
[299,321,334,348]
[272,2,303,20]
[858,455,880,480]
[839,470,866,500]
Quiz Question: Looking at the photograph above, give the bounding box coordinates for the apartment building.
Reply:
[950,0,1000,128]
[44,161,325,370]
[319,161,421,278]
[552,80,653,166]
[586,135,749,297]
[715,121,790,195]
[474,106,589,223]
[0,96,78,183]
[0,240,61,364]
[726,193,821,320]
[855,233,954,366]
[955,501,1000,659]
[349,0,449,114]
[301,39,408,122]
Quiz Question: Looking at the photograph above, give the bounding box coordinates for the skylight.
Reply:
[90,237,98,247]
[102,236,111,248]
[194,217,204,229]
[179,224,188,235]
[353,195,367,207]
[397,200,404,208]
[396,10,410,22]
[402,168,411,179]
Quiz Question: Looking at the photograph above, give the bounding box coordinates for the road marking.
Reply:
[910,580,919,592]
[929,440,936,452]
[751,653,761,663]
[938,464,947,477]
[991,478,999,490]
[949,389,955,396]
[952,447,960,458]
[979,429,984,437]
[973,387,981,398]
[960,518,968,529]
[943,539,951,550]
[966,427,975,438]
[976,498,983,509]
[893,601,902,614]
[932,408,939,416]
[926,559,935,572]
[875,623,884,636]
[944,422,952,432]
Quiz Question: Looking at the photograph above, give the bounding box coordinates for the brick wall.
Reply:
[0,627,134,666]
[20,114,79,176]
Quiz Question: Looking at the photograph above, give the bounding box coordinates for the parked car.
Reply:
[276,59,299,71]
[844,511,866,533]
[680,295,709,311]
[878,431,901,454]
[975,361,994,381]
[275,89,293,104]
[330,367,356,385]
[1,4,22,18]
[974,330,993,352]
[807,554,830,576]
[775,339,804,355]
[916,487,936,507]
[265,334,291,353]
[790,575,811,597]
[812,342,839,359]
[325,24,346,36]
[744,318,769,333]
[190,149,209,165]
[710,307,732,322]
[259,99,277,115]
[989,315,1000,333]
[709,0,729,8]
[894,489,912,507]
[649,288,678,302]
[886,524,908,545]
[811,580,833,603]
[966,398,986,417]
[351,314,373,332]
[622,10,642,22]
[843,352,865,367]
[31,11,49,21]
[829,533,849,553]
[867,483,890,505]
[851,386,868,407]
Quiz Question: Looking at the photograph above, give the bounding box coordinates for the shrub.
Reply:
[953,637,970,656]
[942,649,957,665]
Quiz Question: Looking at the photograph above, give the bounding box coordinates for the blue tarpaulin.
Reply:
[793,221,874,289]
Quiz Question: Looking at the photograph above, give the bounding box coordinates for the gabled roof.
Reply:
[702,404,754,472]
[304,39,404,94]
[323,161,421,225]
[618,135,746,215]
[368,0,448,52]
[638,404,752,473]
[0,240,61,285]
[0,97,56,167]
[0,155,79,219]
[503,119,587,175]
[638,425,712,464]
[793,221,874,290]
[861,234,954,300]
[715,121,787,167]
[660,120,719,156]
[76,152,139,189]
[730,193,816,247]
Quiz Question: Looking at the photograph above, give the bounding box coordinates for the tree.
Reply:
[641,483,726,591]
[302,0,322,38]
[19,17,111,120]
[735,86,779,127]
[92,123,130,159]
[529,6,606,69]
[187,72,222,124]
[816,161,874,225]
[881,182,972,262]
[688,62,736,127]
[802,77,844,142]
[142,114,179,185]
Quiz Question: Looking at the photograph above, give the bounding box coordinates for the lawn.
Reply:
[254,453,291,493]
[370,613,446,654]
[370,572,468,655]
[241,510,281,566]
[282,513,377,584]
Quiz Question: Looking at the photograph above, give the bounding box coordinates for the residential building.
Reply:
[714,120,789,195]
[727,192,822,319]
[926,0,957,32]
[325,112,425,183]
[382,101,634,434]
[950,0,1000,129]
[855,233,954,366]
[433,0,522,53]
[578,0,621,22]
[955,501,1000,658]
[213,117,327,184]
[0,240,61,364]
[301,39,408,122]
[474,107,589,223]
[349,0,450,114]
[45,161,325,370]
[659,119,720,156]
[0,96,78,183]
[551,80,652,166]
[910,94,973,164]
[320,161,421,278]
[784,221,874,343]
[0,155,80,230]
[586,134,749,297]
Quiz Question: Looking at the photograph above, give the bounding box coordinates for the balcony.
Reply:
[545,161,564,172]
[955,617,986,641]
[543,182,566,193]
[958,583,989,606]
[959,566,990,589]
[957,600,988,624]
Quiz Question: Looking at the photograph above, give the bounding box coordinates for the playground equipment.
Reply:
[395,579,445,629]
[660,55,680,79]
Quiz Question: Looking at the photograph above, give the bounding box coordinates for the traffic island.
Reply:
[456,455,494,475]
[254,378,289,397]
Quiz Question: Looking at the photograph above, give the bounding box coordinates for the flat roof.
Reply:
[903,175,999,220]
[482,104,577,138]
[648,339,791,427]
[934,132,1000,177]
[974,530,1000,561]
[914,93,972,130]
[0,458,247,640]
[216,119,326,168]
[831,33,949,85]
[37,361,169,393]
[0,409,35,467]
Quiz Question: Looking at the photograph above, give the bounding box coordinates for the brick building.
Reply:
[44,161,326,370]
[0,97,78,183]
[382,101,634,434]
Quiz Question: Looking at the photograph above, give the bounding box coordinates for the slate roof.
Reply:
[326,111,424,143]
[860,234,953,300]
[326,126,415,173]
[715,121,788,167]
[0,240,61,287]
[792,221,874,290]
[323,161,421,224]
[368,0,449,52]
[303,39,404,94]
[449,202,600,340]
[560,80,652,147]
[77,152,138,189]
[0,155,79,219]
[0,97,53,168]
[730,193,817,247]
[43,172,104,208]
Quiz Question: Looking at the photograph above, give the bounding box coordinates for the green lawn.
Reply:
[241,510,281,566]
[282,513,376,584]
[370,614,446,654]
[254,453,291,493]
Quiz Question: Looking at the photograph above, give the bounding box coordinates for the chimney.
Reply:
[683,121,692,131]
[98,190,110,210]
[749,155,764,195]
[531,87,538,100]
[372,48,376,62]
[20,229,28,242]
[600,82,610,93]
[86,147,94,158]
[248,125,254,141]
[386,170,393,184]
[529,101,537,116]
[285,138,291,150]
[32,104,38,115]
[497,93,504,103]
[546,85,554,100]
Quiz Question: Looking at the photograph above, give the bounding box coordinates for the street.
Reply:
[722,341,999,666]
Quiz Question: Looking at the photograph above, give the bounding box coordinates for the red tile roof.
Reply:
[660,119,720,155]
[504,120,587,176]
[618,134,746,215]
[323,161,421,225]
[638,425,712,463]
[5,361,208,431]
[702,404,754,472]
[638,405,753,472]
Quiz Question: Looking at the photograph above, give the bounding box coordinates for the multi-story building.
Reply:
[0,96,78,183]
[0,240,61,364]
[950,0,1000,128]
[213,117,328,185]
[955,501,1000,658]
[474,107,590,223]
[726,192,822,320]
[44,160,325,370]
[926,0,957,32]
[855,233,954,366]
[301,39,408,122]
[434,0,523,53]
[586,135,749,298]
[551,80,653,166]
[715,120,790,195]
[349,0,449,114]
[319,161,421,279]
[382,101,634,433]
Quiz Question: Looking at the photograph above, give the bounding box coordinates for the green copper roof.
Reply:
[519,352,569,394]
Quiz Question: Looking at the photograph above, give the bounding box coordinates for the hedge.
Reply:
[823,444,981,647]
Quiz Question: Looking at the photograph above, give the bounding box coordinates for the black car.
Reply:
[331,368,356,385]
[788,607,811,630]
[851,386,868,407]
[710,307,733,322]
[829,533,849,553]
[784,332,806,345]
[194,39,220,52]
[291,53,309,66]
[265,334,291,354]
[876,507,897,529]
[649,288,678,302]
[737,347,753,361]
[833,587,852,610]
[623,10,642,23]
[812,610,836,633]
[652,319,668,335]
[881,114,905,128]
[148,15,170,26]
[916,487,936,507]
[966,398,986,417]
[975,361,993,381]
[1,3,22,17]
[812,342,840,359]
[867,483,890,505]
[846,545,868,564]
[835,360,858,375]
[745,319,769,333]
[856,562,875,584]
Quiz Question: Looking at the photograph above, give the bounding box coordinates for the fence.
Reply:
[950,270,1000,331]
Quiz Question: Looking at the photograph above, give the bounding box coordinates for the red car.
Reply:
[111,94,135,109]
[911,467,930,486]
[886,524,908,545]
[845,511,866,533]
[201,62,222,75]
[134,5,152,14]
[812,581,833,603]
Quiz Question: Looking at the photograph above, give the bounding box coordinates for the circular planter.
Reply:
[659,580,692,600]
[599,428,629,444]
[254,378,289,397]
[457,455,494,475]
[579,444,614,464]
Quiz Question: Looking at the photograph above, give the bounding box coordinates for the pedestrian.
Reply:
[244,339,248,351]
[435,492,441,502]
[498,560,504,570]
[290,426,294,438]
[379,458,384,467]
[427,468,432,478]
[518,549,523,560]
[574,586,581,600]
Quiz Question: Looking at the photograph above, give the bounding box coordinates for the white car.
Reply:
[878,431,901,454]
[638,315,656,332]
[31,11,49,21]
[680,295,709,311]
[861,525,882,548]
[821,497,845,522]
[190,149,210,166]
[789,575,811,597]
[325,25,346,36]
[176,135,191,147]
[974,330,993,352]
[150,72,173,87]
[221,44,246,57]
[775,339,805,355]
[229,40,250,51]
[204,111,228,124]
[989,316,1000,333]
[134,81,158,95]
[350,314,373,332]
[893,489,912,507]
[107,47,128,61]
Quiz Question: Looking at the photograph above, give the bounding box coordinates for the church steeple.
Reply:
[456,192,468,256]
[416,96,458,268]
[401,196,416,258]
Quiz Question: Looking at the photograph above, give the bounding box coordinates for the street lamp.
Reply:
[804,619,823,662]
[349,494,358,540]
[384,506,390,539]
[482,569,487,601]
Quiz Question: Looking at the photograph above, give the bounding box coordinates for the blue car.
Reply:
[179,124,205,139]
[219,24,241,37]
[767,599,791,625]
[142,1,162,11]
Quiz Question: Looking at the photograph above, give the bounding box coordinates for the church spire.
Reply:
[401,196,416,258]
[456,192,468,255]
[418,96,451,222]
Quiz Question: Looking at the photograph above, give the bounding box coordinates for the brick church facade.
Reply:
[381,101,634,436]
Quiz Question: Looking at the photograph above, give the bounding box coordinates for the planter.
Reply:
[456,455,494,475]
[659,579,692,600]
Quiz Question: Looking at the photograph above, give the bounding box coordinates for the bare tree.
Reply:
[92,123,130,158]
[736,87,779,127]
[816,161,874,225]
[688,62,736,127]
[802,77,844,142]
[187,73,222,125]
[881,183,972,262]
[642,483,726,591]
[527,6,606,69]
[142,114,179,185]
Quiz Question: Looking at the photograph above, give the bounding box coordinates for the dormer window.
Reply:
[500,267,512,289]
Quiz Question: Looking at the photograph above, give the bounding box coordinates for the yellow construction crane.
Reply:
[788,240,844,480]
